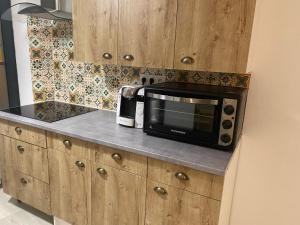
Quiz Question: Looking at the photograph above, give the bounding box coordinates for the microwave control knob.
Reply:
[220,134,231,144]
[222,120,233,129]
[224,105,235,115]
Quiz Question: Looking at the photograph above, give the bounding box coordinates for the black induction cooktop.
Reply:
[1,101,97,123]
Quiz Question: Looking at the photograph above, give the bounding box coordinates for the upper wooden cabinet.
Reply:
[118,0,177,68]
[72,0,255,73]
[73,0,119,64]
[174,0,256,73]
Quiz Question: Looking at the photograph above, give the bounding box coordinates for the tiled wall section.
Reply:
[27,17,250,111]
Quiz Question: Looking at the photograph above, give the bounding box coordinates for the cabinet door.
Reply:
[73,0,118,64]
[49,150,91,225]
[174,0,256,73]
[8,138,49,183]
[118,0,177,68]
[92,164,146,225]
[145,181,221,225]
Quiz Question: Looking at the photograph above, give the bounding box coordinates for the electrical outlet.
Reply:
[140,74,166,86]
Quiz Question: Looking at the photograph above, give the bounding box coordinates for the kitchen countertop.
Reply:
[0,109,233,176]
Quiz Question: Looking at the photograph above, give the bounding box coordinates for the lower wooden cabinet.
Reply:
[1,135,51,214]
[91,163,146,225]
[0,126,239,225]
[49,149,91,225]
[145,180,221,225]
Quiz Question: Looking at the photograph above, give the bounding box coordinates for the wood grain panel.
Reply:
[148,158,223,200]
[8,122,46,148]
[0,65,8,109]
[3,136,15,167]
[174,0,256,73]
[0,135,4,178]
[145,180,221,225]
[0,119,9,136]
[49,149,91,225]
[47,132,95,160]
[93,145,147,176]
[73,0,118,64]
[2,166,18,199]
[17,172,51,214]
[92,164,146,225]
[118,0,177,68]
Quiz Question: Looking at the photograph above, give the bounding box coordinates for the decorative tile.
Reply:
[27,16,251,112]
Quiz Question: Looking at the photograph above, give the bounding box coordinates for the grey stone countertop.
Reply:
[0,109,233,176]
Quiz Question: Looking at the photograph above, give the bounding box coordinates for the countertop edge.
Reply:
[0,111,232,176]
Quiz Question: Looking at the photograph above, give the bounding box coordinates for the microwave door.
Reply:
[147,93,219,137]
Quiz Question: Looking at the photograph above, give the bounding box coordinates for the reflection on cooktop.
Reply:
[2,101,97,123]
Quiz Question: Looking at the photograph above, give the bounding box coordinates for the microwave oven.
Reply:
[144,82,248,151]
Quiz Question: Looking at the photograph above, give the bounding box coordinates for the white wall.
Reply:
[230,0,300,224]
[11,0,41,106]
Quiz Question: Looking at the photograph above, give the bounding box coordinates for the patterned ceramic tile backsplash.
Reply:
[27,17,250,111]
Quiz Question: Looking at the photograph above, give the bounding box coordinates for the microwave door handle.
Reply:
[147,93,218,105]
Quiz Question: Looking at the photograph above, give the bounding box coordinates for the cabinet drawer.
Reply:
[5,121,47,148]
[3,167,51,215]
[93,145,147,177]
[145,180,220,225]
[4,137,49,183]
[47,133,95,160]
[148,158,224,200]
[17,172,51,214]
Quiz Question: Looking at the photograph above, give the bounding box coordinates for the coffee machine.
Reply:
[116,85,144,128]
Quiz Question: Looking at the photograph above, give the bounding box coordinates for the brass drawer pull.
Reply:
[123,54,134,61]
[154,186,167,195]
[75,161,85,168]
[17,145,25,153]
[15,127,22,135]
[20,178,28,185]
[97,168,107,175]
[63,140,72,148]
[103,53,112,60]
[175,172,189,181]
[111,153,122,161]
[181,56,194,64]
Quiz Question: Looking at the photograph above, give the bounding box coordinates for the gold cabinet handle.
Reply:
[63,140,72,148]
[111,153,122,161]
[75,161,85,168]
[97,168,107,175]
[15,127,22,135]
[103,53,112,60]
[17,145,25,153]
[175,172,189,181]
[154,186,167,195]
[20,177,28,185]
[181,56,194,64]
[123,54,134,61]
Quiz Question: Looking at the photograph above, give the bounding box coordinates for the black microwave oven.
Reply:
[144,82,248,151]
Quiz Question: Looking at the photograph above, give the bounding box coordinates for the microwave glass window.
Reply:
[149,98,215,133]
